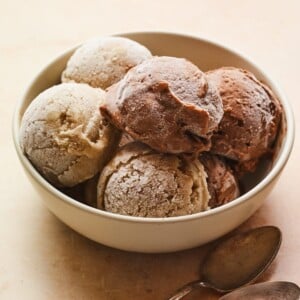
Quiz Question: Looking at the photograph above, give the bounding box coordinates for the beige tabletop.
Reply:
[1,0,300,299]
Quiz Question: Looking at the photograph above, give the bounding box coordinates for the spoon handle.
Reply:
[168,280,207,300]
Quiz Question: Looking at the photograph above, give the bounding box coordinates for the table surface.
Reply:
[1,0,299,299]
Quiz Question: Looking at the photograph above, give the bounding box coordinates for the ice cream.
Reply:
[119,132,135,147]
[97,142,210,217]
[100,56,223,154]
[61,37,152,89]
[200,153,240,208]
[20,83,121,187]
[206,67,282,170]
[19,34,284,217]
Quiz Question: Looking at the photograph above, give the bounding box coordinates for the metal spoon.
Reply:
[220,281,300,300]
[168,226,281,300]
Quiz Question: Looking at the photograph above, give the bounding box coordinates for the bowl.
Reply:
[12,32,294,253]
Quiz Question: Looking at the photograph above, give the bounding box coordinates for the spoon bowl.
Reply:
[220,281,300,300]
[169,226,282,299]
[202,225,282,292]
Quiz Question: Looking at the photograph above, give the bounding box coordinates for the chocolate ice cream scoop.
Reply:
[206,67,282,169]
[97,142,210,217]
[100,56,223,154]
[61,37,152,89]
[200,153,240,208]
[20,83,121,188]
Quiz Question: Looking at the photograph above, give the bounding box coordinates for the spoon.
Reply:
[168,226,281,300]
[220,281,300,300]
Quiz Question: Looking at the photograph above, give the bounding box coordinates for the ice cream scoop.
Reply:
[100,56,223,154]
[200,153,239,208]
[97,142,210,217]
[20,83,120,187]
[206,67,282,171]
[62,37,152,89]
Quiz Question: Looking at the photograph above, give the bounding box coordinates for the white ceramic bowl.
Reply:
[13,32,294,253]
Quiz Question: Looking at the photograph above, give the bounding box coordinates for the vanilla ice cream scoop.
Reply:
[61,37,152,89]
[97,142,210,217]
[20,83,121,187]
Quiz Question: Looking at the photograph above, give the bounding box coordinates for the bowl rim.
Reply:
[12,31,295,224]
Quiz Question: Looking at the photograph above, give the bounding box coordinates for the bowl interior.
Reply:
[14,32,291,216]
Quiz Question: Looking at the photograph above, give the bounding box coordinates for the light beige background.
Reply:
[1,0,299,299]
